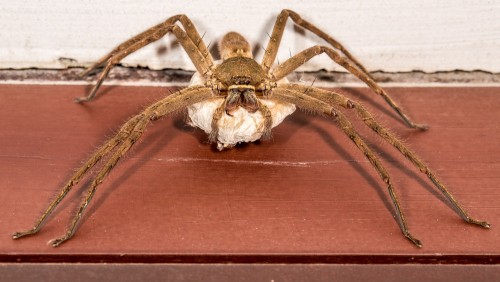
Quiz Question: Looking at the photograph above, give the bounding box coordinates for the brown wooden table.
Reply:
[1,84,499,280]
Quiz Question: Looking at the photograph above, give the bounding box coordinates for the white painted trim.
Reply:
[1,0,499,72]
[2,79,499,88]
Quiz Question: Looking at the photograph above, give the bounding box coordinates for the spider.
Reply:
[13,9,489,247]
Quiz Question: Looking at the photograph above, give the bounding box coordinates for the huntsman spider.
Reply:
[13,9,489,247]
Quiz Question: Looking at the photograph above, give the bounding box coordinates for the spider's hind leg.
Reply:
[272,87,422,247]
[12,113,144,241]
[49,113,155,247]
[13,86,213,246]
[281,84,490,230]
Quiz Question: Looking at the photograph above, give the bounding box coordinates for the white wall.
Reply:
[1,0,499,72]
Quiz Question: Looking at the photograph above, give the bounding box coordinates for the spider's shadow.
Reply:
[286,109,458,230]
[341,87,408,128]
[48,116,185,234]
[86,83,118,99]
[86,117,185,217]
[287,112,396,218]
[336,88,456,210]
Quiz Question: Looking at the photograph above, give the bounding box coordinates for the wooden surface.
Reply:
[2,264,500,282]
[0,84,499,263]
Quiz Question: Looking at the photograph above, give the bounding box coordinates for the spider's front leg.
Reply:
[262,9,370,77]
[262,9,427,130]
[13,86,213,246]
[76,17,214,103]
[272,45,429,131]
[80,14,213,78]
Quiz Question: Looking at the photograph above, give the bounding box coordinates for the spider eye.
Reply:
[232,76,252,85]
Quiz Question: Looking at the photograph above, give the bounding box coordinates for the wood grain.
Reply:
[0,84,498,261]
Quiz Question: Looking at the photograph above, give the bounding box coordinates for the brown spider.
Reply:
[13,9,489,247]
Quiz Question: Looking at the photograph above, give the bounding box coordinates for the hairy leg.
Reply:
[272,87,422,247]
[13,86,213,246]
[261,9,370,76]
[80,14,213,77]
[209,98,227,143]
[272,46,428,130]
[76,24,213,103]
[278,84,490,229]
[257,100,273,140]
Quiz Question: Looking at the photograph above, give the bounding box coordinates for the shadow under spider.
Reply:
[48,116,184,234]
[368,138,460,214]
[286,112,397,219]
[84,117,184,222]
[83,82,118,101]
[337,87,407,127]
[286,109,458,227]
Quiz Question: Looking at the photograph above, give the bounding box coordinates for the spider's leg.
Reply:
[272,87,423,247]
[257,100,273,140]
[272,46,428,130]
[262,9,370,78]
[80,14,213,77]
[281,84,490,229]
[12,113,144,240]
[209,98,228,143]
[76,24,213,103]
[51,116,151,247]
[262,9,426,130]
[51,86,212,246]
[13,86,212,246]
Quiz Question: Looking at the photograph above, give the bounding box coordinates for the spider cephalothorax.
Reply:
[13,10,489,247]
[211,35,275,118]
[213,57,268,114]
[214,58,267,87]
